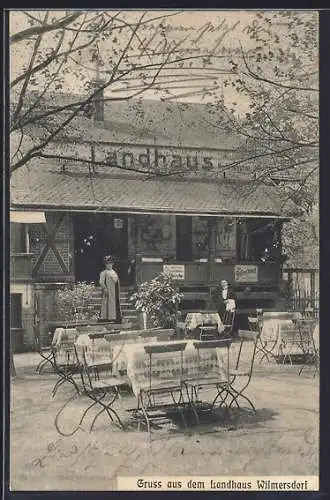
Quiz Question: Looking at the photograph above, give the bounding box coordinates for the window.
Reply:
[10,293,22,328]
[10,223,28,253]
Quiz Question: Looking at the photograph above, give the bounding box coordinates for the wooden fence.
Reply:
[282,268,319,319]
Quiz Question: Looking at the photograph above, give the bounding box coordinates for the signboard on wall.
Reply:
[234,265,258,283]
[163,264,185,280]
[113,218,124,229]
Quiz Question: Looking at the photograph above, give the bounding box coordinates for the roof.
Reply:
[22,95,242,150]
[11,161,299,217]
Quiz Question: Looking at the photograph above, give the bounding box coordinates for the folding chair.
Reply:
[35,329,56,374]
[52,330,81,397]
[278,322,302,365]
[226,330,260,413]
[249,316,273,364]
[297,319,319,376]
[133,342,188,439]
[74,341,127,432]
[222,310,236,336]
[184,338,232,424]
[198,324,219,341]
[257,318,282,364]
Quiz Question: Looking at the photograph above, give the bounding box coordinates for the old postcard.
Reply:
[8,9,319,491]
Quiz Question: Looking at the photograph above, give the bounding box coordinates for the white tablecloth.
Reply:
[125,340,228,396]
[261,318,319,357]
[75,333,159,377]
[75,336,229,397]
[261,319,293,342]
[185,312,224,333]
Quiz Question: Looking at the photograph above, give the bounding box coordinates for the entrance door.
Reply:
[73,213,129,284]
[176,216,192,261]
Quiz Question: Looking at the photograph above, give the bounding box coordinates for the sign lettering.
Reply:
[234,265,258,283]
[95,145,230,174]
[163,264,185,280]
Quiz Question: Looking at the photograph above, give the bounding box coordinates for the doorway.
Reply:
[73,213,129,285]
[176,216,192,261]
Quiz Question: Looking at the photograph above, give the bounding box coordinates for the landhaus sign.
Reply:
[48,142,233,173]
[234,265,258,283]
[163,264,185,280]
[102,146,222,172]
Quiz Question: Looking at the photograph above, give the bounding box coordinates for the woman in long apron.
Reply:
[99,255,122,323]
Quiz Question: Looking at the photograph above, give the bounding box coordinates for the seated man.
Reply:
[212,280,237,335]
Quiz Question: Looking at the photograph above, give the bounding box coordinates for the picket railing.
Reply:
[283,268,319,319]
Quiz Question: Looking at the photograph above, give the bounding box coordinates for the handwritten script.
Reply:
[136,18,244,58]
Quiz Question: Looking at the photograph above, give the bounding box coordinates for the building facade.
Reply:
[10,98,298,350]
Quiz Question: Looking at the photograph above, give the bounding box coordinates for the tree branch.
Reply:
[17,13,90,123]
[10,12,83,44]
[11,12,50,126]
[10,17,104,88]
[11,14,185,173]
[238,43,318,93]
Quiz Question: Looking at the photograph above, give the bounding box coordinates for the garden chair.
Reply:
[297,319,319,376]
[133,342,189,439]
[248,315,273,364]
[54,341,127,436]
[198,324,219,341]
[74,341,127,432]
[52,329,81,397]
[184,338,232,424]
[225,330,260,413]
[278,322,303,365]
[35,329,56,374]
[222,309,236,336]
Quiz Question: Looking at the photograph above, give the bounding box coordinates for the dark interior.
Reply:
[73,213,129,285]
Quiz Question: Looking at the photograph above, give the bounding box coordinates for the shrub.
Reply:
[130,272,183,329]
[56,282,99,322]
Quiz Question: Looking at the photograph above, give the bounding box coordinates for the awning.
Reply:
[10,210,46,224]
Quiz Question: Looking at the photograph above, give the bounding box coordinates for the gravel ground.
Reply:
[9,350,319,491]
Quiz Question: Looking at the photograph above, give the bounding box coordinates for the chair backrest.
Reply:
[75,341,113,391]
[223,310,236,330]
[234,329,260,376]
[279,323,300,342]
[143,342,187,355]
[192,338,232,385]
[248,316,261,333]
[142,342,188,393]
[297,319,316,336]
[193,338,232,350]
[297,319,317,351]
[54,328,79,366]
[198,324,219,341]
[105,332,136,343]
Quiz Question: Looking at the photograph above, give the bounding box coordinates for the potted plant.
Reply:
[56,282,99,325]
[130,272,183,329]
